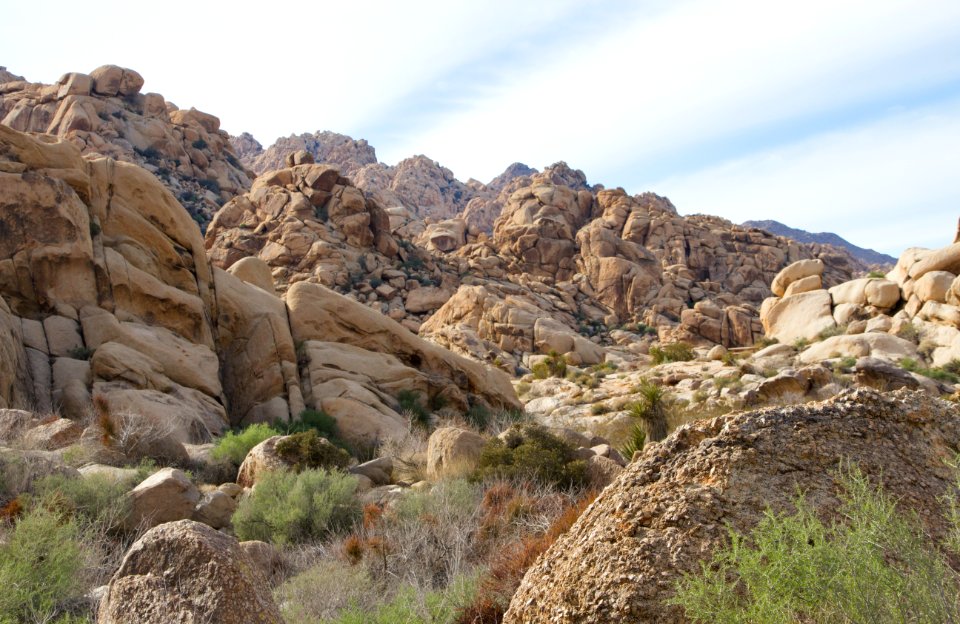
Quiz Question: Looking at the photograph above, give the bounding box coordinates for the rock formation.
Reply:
[505,389,960,623]
[743,219,897,267]
[234,130,377,177]
[0,65,252,226]
[0,125,518,463]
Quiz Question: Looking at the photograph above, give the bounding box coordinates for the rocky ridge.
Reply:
[743,218,897,267]
[0,65,253,227]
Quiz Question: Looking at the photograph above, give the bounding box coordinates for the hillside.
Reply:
[743,218,896,266]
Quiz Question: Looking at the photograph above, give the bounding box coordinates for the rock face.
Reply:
[505,389,960,623]
[0,66,252,226]
[98,519,282,624]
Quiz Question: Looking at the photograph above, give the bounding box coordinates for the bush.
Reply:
[191,138,208,150]
[473,424,586,489]
[275,430,352,472]
[0,506,89,623]
[197,178,221,194]
[618,423,646,460]
[33,472,132,530]
[671,466,960,623]
[211,422,280,465]
[397,390,431,429]
[275,560,375,623]
[329,576,478,624]
[817,324,847,341]
[650,342,694,365]
[232,468,360,544]
[531,351,568,380]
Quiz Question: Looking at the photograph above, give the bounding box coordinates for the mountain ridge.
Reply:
[743,219,896,267]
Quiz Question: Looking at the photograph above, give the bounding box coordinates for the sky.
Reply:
[2,0,959,256]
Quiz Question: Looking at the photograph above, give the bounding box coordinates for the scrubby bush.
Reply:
[650,342,694,365]
[0,506,89,623]
[531,351,568,380]
[618,423,646,460]
[329,576,479,624]
[817,324,847,341]
[191,138,208,150]
[275,430,352,472]
[397,390,432,429]
[672,466,960,623]
[473,424,586,489]
[232,468,359,544]
[275,561,376,623]
[33,472,132,529]
[211,422,280,465]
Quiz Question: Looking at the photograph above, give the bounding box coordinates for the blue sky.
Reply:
[2,0,958,256]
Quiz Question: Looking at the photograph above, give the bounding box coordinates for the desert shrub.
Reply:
[833,356,858,373]
[133,145,160,160]
[515,382,531,396]
[0,506,89,623]
[277,409,353,452]
[530,351,568,380]
[473,424,586,490]
[465,403,491,431]
[944,359,960,376]
[232,468,360,544]
[191,138,208,150]
[456,489,598,623]
[397,389,432,429]
[275,560,376,623]
[275,430,352,472]
[33,473,131,530]
[329,576,478,624]
[671,466,960,623]
[211,422,280,465]
[867,270,887,278]
[792,337,811,350]
[590,403,610,415]
[627,380,669,443]
[754,336,778,348]
[650,342,694,365]
[896,322,920,343]
[198,178,221,194]
[899,358,959,384]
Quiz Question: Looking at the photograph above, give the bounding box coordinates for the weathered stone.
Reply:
[426,427,486,479]
[126,468,200,530]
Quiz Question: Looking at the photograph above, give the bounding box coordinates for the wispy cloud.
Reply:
[650,98,960,255]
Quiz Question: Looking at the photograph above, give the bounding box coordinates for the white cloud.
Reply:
[649,99,960,256]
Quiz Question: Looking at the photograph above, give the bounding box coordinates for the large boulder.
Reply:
[426,427,486,479]
[126,468,200,530]
[504,389,960,623]
[771,259,824,297]
[760,290,835,343]
[98,520,282,624]
[798,333,918,364]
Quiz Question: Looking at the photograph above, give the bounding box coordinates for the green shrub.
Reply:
[211,422,280,465]
[280,409,339,439]
[327,575,478,624]
[896,322,920,343]
[33,472,132,529]
[650,342,694,365]
[198,178,221,194]
[397,389,431,429]
[274,430,352,472]
[67,346,93,360]
[793,337,810,350]
[191,138,208,150]
[754,336,778,348]
[867,270,887,278]
[671,466,960,623]
[275,561,374,623]
[465,403,491,431]
[531,351,568,380]
[232,468,360,544]
[0,506,88,623]
[474,424,586,489]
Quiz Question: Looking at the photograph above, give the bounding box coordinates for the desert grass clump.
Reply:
[672,466,960,623]
[275,430,352,472]
[232,468,359,544]
[531,351,568,380]
[398,389,433,429]
[650,342,694,365]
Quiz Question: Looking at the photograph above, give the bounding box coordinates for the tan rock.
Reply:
[585,454,623,488]
[782,274,822,297]
[760,290,835,344]
[907,242,960,280]
[90,64,144,97]
[864,278,901,309]
[771,259,824,297]
[192,490,237,529]
[227,256,275,293]
[98,520,281,624]
[236,435,290,488]
[405,286,453,314]
[126,467,200,530]
[798,333,918,364]
[22,417,82,450]
[426,427,486,479]
[913,271,955,304]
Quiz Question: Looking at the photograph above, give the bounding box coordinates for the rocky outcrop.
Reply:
[426,426,485,479]
[98,519,282,624]
[234,130,377,178]
[0,66,252,226]
[505,389,960,623]
[1,125,517,461]
[742,219,897,267]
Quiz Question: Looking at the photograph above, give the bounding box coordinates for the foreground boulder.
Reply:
[505,389,960,623]
[98,520,282,624]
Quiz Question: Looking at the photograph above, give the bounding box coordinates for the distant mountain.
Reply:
[742,220,896,267]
